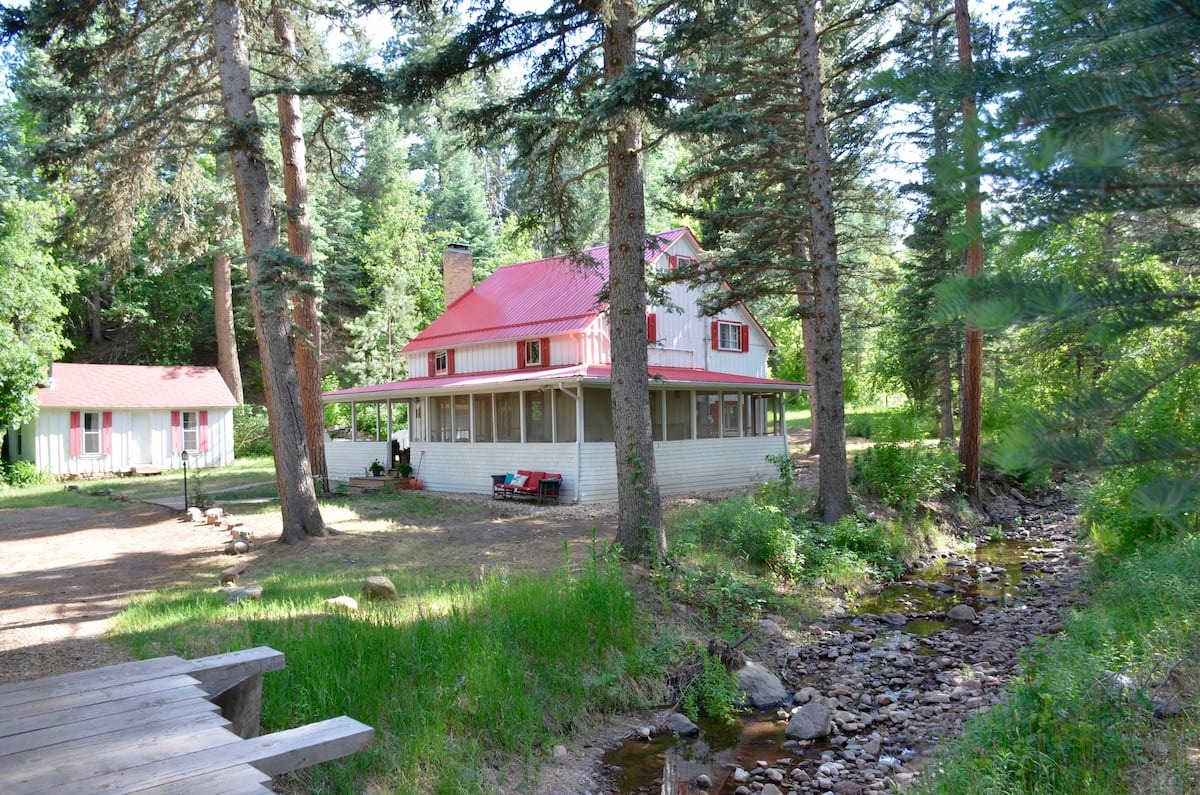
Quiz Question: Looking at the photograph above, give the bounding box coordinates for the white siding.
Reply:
[411,442,580,501]
[325,439,390,480]
[30,408,234,477]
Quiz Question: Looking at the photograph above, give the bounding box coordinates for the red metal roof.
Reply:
[36,363,239,410]
[325,363,804,401]
[401,228,693,353]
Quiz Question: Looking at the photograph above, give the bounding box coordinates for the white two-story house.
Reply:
[322,227,803,502]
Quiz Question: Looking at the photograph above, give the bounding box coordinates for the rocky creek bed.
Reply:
[603,484,1086,794]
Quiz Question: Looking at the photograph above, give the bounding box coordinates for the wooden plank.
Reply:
[0,687,220,757]
[6,724,240,795]
[0,681,208,742]
[181,646,284,699]
[0,657,184,704]
[128,764,274,795]
[0,675,203,725]
[54,716,374,792]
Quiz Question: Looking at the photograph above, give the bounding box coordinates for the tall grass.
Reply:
[111,556,652,794]
[914,532,1200,795]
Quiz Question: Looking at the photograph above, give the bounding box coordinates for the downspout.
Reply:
[558,383,582,503]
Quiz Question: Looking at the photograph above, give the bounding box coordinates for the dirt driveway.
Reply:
[0,495,621,685]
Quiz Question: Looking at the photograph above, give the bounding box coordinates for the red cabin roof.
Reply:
[401,228,693,353]
[36,363,238,410]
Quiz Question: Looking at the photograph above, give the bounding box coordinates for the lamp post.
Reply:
[181,449,189,511]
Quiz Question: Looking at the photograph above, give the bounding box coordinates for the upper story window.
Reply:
[434,351,449,376]
[714,320,749,352]
[524,339,542,366]
[666,254,695,271]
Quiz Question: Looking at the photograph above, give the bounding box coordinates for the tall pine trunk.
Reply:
[605,0,665,563]
[797,0,850,523]
[212,250,243,404]
[213,0,326,543]
[273,7,328,494]
[792,237,819,455]
[956,0,984,502]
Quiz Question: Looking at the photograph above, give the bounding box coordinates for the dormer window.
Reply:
[712,320,750,352]
[524,339,542,366]
[434,351,449,375]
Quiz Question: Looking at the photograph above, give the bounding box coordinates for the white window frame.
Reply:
[716,320,743,351]
[433,351,449,376]
[82,411,102,456]
[182,411,199,453]
[524,339,542,367]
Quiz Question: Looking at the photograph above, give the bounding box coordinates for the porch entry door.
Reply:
[129,413,153,465]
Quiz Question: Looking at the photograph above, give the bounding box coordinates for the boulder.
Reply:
[220,561,248,584]
[737,661,789,708]
[325,595,359,612]
[363,575,398,600]
[224,584,262,605]
[665,712,700,736]
[947,604,978,621]
[786,701,833,740]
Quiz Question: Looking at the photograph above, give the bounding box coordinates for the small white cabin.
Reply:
[7,363,238,477]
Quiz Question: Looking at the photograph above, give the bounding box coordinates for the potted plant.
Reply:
[369,459,385,477]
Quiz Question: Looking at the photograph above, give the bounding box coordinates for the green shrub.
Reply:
[686,497,804,578]
[0,460,51,489]
[680,649,744,724]
[233,405,273,457]
[852,441,958,511]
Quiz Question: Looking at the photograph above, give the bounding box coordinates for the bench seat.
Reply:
[492,470,563,504]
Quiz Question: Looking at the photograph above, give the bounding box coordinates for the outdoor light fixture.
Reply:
[181,449,189,510]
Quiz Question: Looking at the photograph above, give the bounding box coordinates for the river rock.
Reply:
[666,712,700,736]
[695,773,712,789]
[761,785,783,795]
[786,701,833,740]
[881,612,907,626]
[324,595,359,612]
[363,575,398,600]
[737,661,789,707]
[223,584,262,605]
[947,604,977,621]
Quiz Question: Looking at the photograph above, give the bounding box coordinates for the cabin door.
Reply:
[129,413,153,465]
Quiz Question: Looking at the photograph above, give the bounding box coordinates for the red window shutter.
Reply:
[447,350,455,375]
[69,411,82,456]
[517,341,526,369]
[171,411,182,453]
[540,337,550,367]
[101,412,113,455]
[647,312,657,343]
[668,254,678,270]
[711,321,719,350]
[741,324,750,352]
[199,411,210,452]
[427,351,436,375]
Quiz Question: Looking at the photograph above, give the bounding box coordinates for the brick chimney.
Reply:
[443,243,474,309]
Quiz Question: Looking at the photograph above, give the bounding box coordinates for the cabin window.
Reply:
[433,351,449,376]
[716,321,743,351]
[523,339,542,367]
[495,392,521,442]
[83,412,102,455]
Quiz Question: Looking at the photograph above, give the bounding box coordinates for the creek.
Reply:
[602,489,1083,794]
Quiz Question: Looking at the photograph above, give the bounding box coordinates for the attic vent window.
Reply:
[524,339,542,366]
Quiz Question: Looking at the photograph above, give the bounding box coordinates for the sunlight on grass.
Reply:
[110,555,655,795]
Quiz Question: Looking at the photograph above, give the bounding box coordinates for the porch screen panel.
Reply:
[583,387,614,442]
[473,395,494,442]
[721,393,742,437]
[768,394,782,435]
[695,392,719,438]
[664,390,691,440]
[554,389,577,443]
[649,390,664,441]
[525,391,550,442]
[430,396,452,442]
[495,392,520,442]
[453,394,471,442]
[410,399,424,443]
